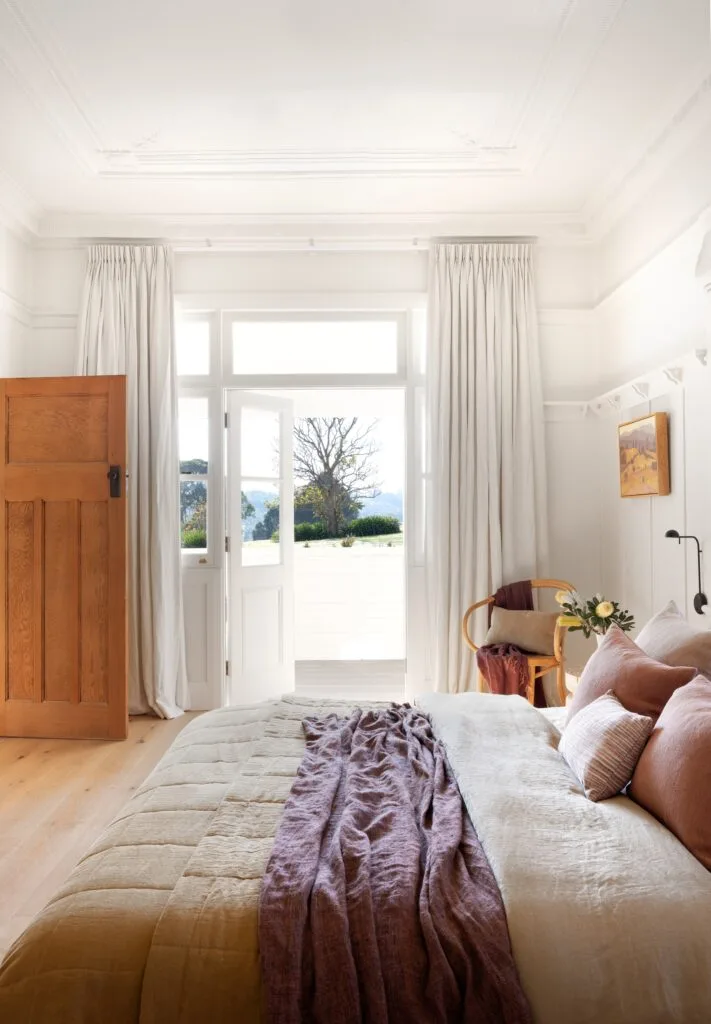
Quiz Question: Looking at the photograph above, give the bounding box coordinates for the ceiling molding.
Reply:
[96,148,523,180]
[0,167,41,239]
[0,0,106,172]
[513,0,629,175]
[35,210,591,249]
[583,67,711,239]
[0,287,32,328]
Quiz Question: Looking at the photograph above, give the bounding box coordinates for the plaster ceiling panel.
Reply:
[0,0,708,231]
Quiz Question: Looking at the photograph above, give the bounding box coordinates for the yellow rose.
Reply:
[558,614,582,627]
[554,590,570,606]
[596,601,614,618]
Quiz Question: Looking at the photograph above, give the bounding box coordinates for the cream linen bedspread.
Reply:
[419,691,711,1024]
[2,692,711,1023]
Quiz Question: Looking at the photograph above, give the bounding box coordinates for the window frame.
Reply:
[178,383,222,568]
[222,310,407,388]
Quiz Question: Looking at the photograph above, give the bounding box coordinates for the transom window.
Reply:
[231,319,399,376]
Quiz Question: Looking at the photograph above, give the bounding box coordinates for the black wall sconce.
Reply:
[665,530,708,614]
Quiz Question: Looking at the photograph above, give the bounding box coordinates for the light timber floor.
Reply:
[0,712,199,962]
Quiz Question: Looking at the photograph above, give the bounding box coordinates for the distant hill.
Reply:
[358,491,403,522]
[242,488,404,539]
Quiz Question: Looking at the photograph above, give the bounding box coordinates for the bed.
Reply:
[1,692,710,1023]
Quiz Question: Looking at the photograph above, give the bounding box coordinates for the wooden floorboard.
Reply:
[0,712,199,961]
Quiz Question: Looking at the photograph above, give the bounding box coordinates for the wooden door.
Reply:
[0,376,127,740]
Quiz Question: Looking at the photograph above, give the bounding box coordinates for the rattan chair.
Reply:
[462,579,575,706]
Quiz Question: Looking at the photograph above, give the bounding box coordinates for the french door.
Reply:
[225,391,295,703]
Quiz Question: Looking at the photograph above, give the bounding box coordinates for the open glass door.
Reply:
[226,391,294,703]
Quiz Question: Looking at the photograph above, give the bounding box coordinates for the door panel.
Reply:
[227,391,294,704]
[0,376,127,740]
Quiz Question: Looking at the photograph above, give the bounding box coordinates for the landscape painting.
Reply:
[618,413,670,498]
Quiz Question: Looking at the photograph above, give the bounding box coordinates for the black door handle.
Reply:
[108,465,122,498]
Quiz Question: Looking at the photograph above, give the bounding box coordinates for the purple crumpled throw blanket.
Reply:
[259,705,532,1024]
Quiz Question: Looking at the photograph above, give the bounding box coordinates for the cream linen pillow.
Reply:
[636,600,711,679]
[559,690,654,801]
[484,607,558,656]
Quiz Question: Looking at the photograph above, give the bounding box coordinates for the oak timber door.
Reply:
[0,376,128,740]
[226,390,295,703]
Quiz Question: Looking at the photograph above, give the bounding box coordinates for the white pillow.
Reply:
[559,691,654,802]
[636,600,711,679]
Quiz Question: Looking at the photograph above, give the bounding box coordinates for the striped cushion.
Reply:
[559,690,654,802]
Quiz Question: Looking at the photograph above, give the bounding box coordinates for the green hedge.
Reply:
[346,515,401,537]
[295,522,329,542]
[182,528,207,548]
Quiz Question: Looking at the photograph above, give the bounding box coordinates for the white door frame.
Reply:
[176,298,428,709]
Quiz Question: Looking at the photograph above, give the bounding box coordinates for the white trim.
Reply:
[0,288,32,328]
[178,291,427,312]
[542,348,709,420]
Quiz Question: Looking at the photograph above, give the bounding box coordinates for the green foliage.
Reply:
[558,592,635,638]
[241,491,255,522]
[182,528,207,549]
[294,522,328,542]
[252,498,280,541]
[347,515,401,537]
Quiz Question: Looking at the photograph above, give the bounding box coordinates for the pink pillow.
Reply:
[629,676,711,870]
[566,625,696,724]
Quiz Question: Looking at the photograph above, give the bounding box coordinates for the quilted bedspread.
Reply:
[0,696,353,1024]
[3,692,711,1024]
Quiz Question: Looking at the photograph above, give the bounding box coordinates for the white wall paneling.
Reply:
[593,206,711,637]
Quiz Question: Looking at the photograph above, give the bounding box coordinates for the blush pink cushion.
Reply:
[559,690,653,801]
[629,676,711,870]
[566,625,696,725]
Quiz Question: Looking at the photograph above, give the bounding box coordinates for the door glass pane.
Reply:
[241,407,280,478]
[242,480,280,566]
[176,319,210,376]
[179,397,209,473]
[232,321,398,375]
[181,480,207,550]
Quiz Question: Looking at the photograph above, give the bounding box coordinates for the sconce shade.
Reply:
[665,529,681,539]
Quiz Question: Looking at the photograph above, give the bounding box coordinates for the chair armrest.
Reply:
[462,597,494,653]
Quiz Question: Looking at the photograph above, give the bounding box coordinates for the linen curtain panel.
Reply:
[427,242,549,693]
[76,244,188,718]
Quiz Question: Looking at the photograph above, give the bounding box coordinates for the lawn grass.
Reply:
[243,533,404,550]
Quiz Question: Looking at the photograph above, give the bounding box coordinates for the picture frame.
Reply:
[618,412,670,498]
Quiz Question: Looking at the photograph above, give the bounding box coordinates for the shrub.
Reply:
[295,522,328,542]
[347,515,401,537]
[340,535,356,547]
[182,528,207,549]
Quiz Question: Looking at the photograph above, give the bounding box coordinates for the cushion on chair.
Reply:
[636,600,711,679]
[566,625,696,725]
[484,607,559,657]
[559,690,653,801]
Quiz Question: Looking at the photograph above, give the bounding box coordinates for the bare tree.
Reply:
[292,417,381,537]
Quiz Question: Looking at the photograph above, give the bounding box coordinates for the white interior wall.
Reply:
[594,215,711,638]
[0,224,32,375]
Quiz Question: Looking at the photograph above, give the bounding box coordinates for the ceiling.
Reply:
[0,0,709,237]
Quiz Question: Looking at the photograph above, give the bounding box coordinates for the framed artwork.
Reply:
[618,412,670,498]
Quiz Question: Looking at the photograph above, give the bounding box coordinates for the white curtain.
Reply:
[77,244,188,718]
[426,242,549,693]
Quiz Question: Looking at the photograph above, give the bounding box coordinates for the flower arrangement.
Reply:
[555,590,635,638]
